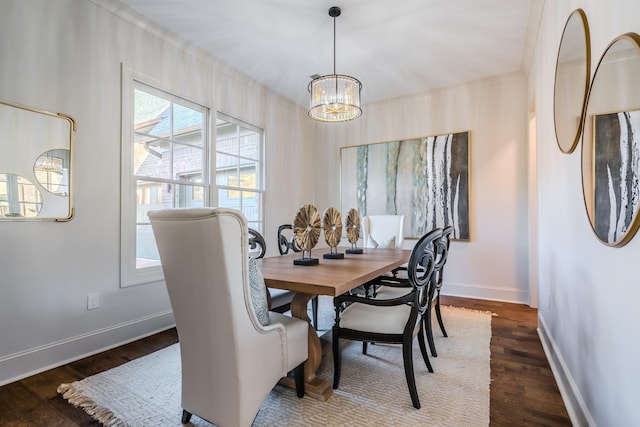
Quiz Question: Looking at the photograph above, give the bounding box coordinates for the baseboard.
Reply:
[538,314,594,427]
[442,281,529,304]
[0,311,175,387]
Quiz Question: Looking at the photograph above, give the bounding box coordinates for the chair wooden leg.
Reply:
[293,362,305,398]
[312,296,319,330]
[417,323,434,373]
[181,409,192,424]
[332,327,342,389]
[425,305,438,357]
[402,341,421,409]
[362,341,368,355]
[435,293,448,337]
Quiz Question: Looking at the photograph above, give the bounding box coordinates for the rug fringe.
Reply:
[57,383,126,427]
[443,304,497,316]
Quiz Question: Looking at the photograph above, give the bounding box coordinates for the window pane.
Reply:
[218,188,240,211]
[136,180,167,214]
[216,152,239,186]
[216,120,239,155]
[242,191,259,222]
[134,133,171,179]
[214,113,263,245]
[174,103,203,140]
[176,181,205,208]
[136,223,160,269]
[239,131,259,161]
[135,181,163,270]
[134,89,169,129]
[173,142,204,177]
[239,161,258,190]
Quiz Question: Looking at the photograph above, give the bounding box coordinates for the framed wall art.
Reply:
[341,131,470,240]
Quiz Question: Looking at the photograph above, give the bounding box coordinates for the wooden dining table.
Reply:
[258,247,411,401]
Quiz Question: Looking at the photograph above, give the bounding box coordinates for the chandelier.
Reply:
[308,6,362,122]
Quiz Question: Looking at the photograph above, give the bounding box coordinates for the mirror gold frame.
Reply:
[553,8,591,154]
[0,99,75,221]
[582,33,640,247]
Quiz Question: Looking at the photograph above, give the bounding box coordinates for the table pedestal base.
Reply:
[279,375,332,401]
[278,292,333,401]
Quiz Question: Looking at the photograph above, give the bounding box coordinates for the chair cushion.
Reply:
[375,286,411,299]
[366,235,396,249]
[268,288,295,310]
[248,258,270,326]
[268,312,309,370]
[339,301,411,334]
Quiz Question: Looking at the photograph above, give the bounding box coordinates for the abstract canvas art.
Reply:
[593,110,640,244]
[341,132,469,240]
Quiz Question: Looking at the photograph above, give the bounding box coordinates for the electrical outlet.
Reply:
[87,293,100,310]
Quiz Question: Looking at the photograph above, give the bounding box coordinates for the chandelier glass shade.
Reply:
[308,74,362,122]
[308,7,362,122]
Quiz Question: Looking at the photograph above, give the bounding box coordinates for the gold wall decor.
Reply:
[0,99,75,221]
[554,9,591,154]
[582,33,640,246]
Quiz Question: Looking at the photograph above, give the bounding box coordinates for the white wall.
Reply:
[531,1,640,425]
[312,73,531,304]
[0,0,313,385]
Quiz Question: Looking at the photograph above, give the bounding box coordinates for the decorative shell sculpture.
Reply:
[346,208,361,244]
[293,204,321,253]
[323,207,343,248]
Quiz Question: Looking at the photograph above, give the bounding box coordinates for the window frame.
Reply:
[120,67,212,287]
[215,112,265,233]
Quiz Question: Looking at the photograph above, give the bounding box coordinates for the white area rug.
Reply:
[58,306,491,426]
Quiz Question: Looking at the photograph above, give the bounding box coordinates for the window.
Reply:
[216,113,264,232]
[121,75,210,286]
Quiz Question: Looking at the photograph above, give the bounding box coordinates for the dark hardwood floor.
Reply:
[0,296,571,426]
[441,296,571,426]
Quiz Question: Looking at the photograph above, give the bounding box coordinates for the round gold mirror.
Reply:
[0,173,43,217]
[582,33,640,247]
[554,9,591,153]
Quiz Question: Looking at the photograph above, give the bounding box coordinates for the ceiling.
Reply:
[116,0,544,108]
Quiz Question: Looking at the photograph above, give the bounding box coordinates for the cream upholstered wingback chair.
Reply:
[362,214,405,249]
[148,207,308,427]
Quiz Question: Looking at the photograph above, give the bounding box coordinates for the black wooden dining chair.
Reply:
[331,228,442,409]
[248,228,267,259]
[277,223,301,255]
[374,226,453,357]
[428,225,453,355]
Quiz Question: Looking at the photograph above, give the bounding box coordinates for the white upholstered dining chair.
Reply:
[360,214,407,295]
[148,207,308,427]
[362,214,405,249]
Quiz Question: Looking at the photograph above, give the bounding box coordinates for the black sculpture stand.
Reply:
[345,244,363,254]
[294,257,319,266]
[323,248,344,259]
